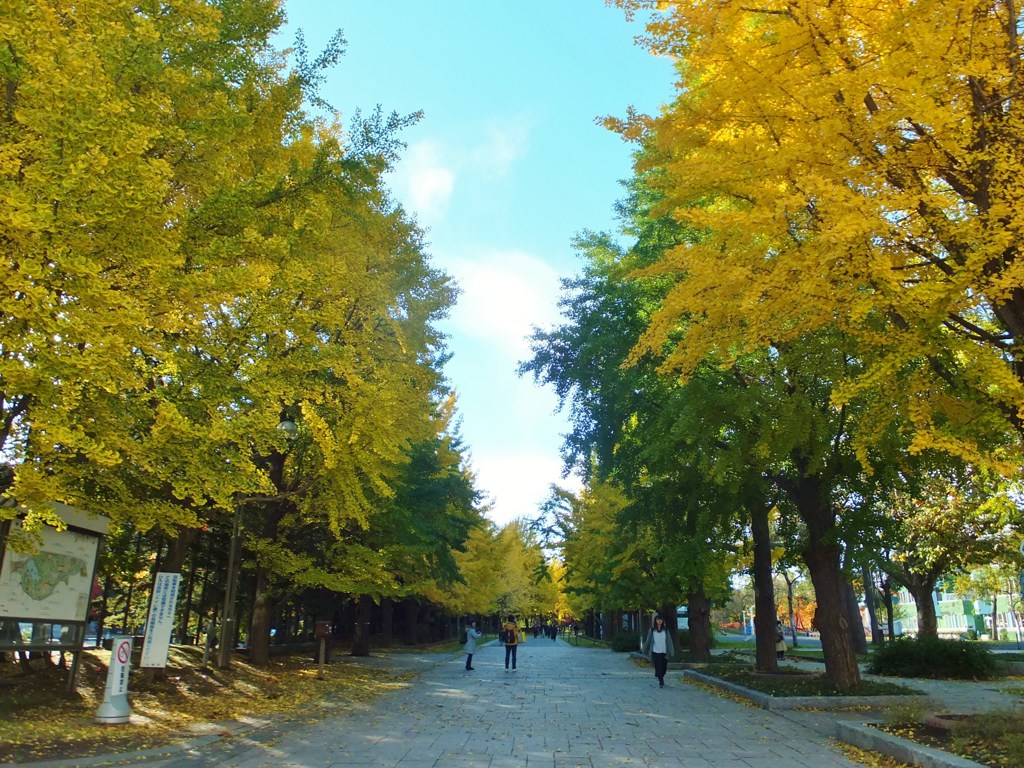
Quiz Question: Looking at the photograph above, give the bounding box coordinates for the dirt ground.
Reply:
[0,643,436,764]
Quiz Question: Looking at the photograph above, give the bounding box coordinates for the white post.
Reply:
[95,637,133,724]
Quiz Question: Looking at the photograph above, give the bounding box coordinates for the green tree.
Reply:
[874,463,1020,638]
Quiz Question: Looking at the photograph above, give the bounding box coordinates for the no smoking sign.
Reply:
[116,641,130,665]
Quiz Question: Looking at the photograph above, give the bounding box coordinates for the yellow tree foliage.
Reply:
[217,125,452,533]
[545,558,572,621]
[613,0,1024,465]
[555,479,638,618]
[1,1,455,549]
[0,0,296,524]
[443,523,506,616]
[492,520,548,619]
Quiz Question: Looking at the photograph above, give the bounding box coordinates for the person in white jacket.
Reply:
[642,614,675,688]
[463,619,483,671]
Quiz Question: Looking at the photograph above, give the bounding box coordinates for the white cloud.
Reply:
[469,118,532,179]
[393,139,455,222]
[447,250,563,358]
[391,116,531,224]
[472,451,581,528]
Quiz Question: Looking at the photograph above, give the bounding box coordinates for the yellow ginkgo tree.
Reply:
[610,0,1024,691]
[613,0,1024,466]
[0,0,301,529]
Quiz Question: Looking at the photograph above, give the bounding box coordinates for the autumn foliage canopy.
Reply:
[613,0,1024,466]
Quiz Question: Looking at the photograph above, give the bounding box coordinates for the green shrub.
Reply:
[676,628,690,648]
[610,632,642,652]
[867,636,998,679]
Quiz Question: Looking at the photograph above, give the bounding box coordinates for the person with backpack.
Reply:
[463,619,482,671]
[502,615,519,671]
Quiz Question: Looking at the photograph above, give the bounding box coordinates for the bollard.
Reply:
[95,636,133,724]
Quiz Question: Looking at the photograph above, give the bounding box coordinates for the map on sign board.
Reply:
[0,520,99,621]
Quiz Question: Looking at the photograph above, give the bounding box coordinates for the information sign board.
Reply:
[140,572,180,668]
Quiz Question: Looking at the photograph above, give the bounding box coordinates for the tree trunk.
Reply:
[193,559,210,644]
[906,581,939,639]
[248,567,273,666]
[161,526,199,578]
[403,600,418,645]
[687,585,712,662]
[843,579,868,654]
[991,594,998,641]
[880,575,896,640]
[795,476,861,690]
[782,571,799,649]
[750,503,779,672]
[352,596,372,656]
[381,599,394,642]
[96,578,110,647]
[805,548,861,689]
[862,565,882,645]
[123,533,143,632]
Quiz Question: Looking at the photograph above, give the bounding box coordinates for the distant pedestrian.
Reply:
[776,621,787,660]
[502,615,519,671]
[463,620,482,671]
[642,614,675,688]
[550,622,557,641]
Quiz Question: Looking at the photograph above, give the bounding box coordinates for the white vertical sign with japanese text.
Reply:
[140,572,180,668]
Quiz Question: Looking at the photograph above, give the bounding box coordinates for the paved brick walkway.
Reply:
[134,639,864,768]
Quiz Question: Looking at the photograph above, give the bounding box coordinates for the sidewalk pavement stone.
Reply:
[12,639,1021,768]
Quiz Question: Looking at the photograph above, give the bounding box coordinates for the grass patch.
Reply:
[566,635,610,649]
[712,636,757,648]
[676,650,750,666]
[706,666,921,697]
[876,710,1024,768]
[0,644,424,764]
[382,638,469,654]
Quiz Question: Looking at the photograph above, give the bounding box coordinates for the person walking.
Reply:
[502,615,519,671]
[775,620,787,660]
[642,614,675,688]
[463,619,482,671]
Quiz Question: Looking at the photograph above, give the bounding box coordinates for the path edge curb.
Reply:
[834,722,988,768]
[680,670,931,710]
[681,670,985,768]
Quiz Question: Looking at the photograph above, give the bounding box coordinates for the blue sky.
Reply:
[280,1,675,527]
